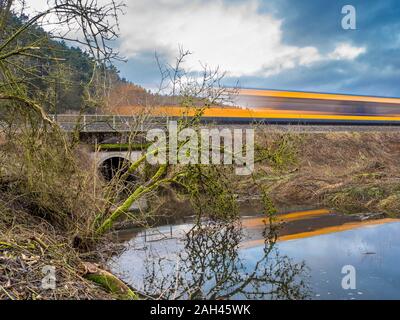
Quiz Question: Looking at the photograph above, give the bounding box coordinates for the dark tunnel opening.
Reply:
[99,156,135,182]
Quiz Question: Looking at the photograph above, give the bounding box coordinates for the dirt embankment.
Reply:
[136,130,400,219]
[0,131,136,300]
[243,131,400,216]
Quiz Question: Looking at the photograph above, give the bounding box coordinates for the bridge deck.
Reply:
[50,114,400,133]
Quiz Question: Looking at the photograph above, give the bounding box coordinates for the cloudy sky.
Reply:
[27,0,400,96]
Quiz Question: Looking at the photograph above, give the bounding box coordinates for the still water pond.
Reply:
[109,214,400,300]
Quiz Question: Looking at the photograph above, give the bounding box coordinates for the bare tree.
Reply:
[0,0,124,121]
[95,49,238,235]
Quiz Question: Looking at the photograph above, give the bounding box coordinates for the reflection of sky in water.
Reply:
[272,222,400,300]
[110,221,400,300]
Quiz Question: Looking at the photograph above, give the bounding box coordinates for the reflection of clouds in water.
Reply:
[111,222,193,288]
[275,222,400,299]
[110,221,400,300]
[276,222,400,264]
[112,236,185,293]
[112,220,309,300]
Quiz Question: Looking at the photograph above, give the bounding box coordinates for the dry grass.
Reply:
[0,121,121,299]
[246,130,400,215]
[0,203,119,299]
[0,126,106,244]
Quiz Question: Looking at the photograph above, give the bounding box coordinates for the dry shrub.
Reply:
[378,194,400,216]
[0,112,130,299]
[239,129,400,215]
[0,118,105,243]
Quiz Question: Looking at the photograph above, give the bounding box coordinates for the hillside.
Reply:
[1,12,150,114]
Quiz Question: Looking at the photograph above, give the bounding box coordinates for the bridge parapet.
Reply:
[50,114,167,133]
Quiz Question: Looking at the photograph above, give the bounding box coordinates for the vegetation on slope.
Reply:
[238,130,400,216]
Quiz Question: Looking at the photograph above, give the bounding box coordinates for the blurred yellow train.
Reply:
[116,89,400,125]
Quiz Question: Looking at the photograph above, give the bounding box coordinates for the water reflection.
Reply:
[112,219,311,300]
[277,221,400,299]
[111,215,400,300]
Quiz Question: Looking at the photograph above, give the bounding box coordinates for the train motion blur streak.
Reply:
[233,89,400,124]
[115,89,400,125]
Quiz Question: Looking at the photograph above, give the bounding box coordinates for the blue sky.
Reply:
[110,0,400,97]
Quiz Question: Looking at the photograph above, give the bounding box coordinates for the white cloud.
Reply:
[18,0,368,78]
[118,0,326,77]
[328,43,366,60]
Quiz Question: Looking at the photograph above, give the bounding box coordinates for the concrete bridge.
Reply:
[50,114,161,145]
[52,113,400,180]
[48,115,149,180]
[91,150,143,172]
[51,114,154,133]
[50,114,251,133]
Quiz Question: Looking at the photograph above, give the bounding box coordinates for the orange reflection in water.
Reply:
[240,215,400,249]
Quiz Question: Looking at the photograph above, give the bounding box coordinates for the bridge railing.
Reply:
[50,114,166,132]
